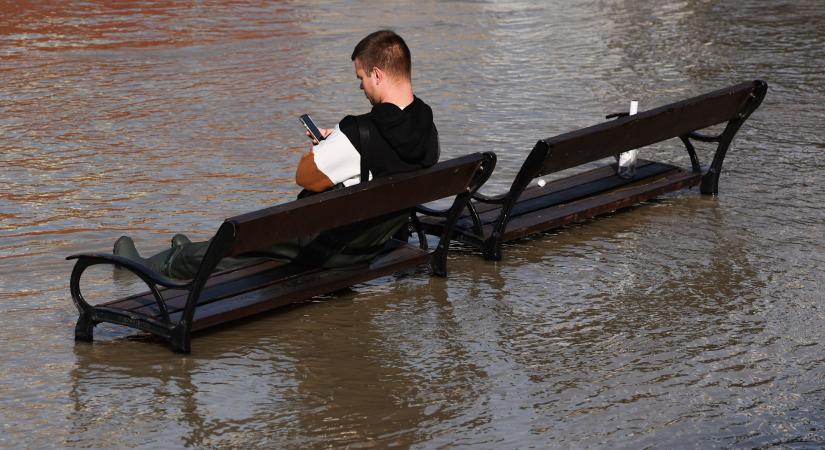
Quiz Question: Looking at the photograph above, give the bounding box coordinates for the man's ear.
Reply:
[371,66,385,85]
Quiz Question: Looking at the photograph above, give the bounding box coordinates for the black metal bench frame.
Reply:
[417,80,767,260]
[68,152,496,353]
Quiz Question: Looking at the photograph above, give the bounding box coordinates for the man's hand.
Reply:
[306,127,334,146]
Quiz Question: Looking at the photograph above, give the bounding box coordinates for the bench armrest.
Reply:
[414,191,505,215]
[66,253,193,290]
[471,191,507,204]
[686,131,722,142]
[415,204,451,217]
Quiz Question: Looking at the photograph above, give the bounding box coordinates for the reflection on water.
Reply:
[2,0,825,448]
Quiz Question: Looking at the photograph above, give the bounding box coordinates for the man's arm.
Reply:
[296,151,334,192]
[295,124,361,192]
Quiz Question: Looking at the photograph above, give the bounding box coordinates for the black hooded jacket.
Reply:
[291,96,440,269]
[339,96,440,178]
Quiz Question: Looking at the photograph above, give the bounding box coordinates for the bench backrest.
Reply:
[526,80,766,179]
[224,153,487,256]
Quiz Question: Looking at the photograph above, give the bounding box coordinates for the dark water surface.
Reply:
[2,1,824,448]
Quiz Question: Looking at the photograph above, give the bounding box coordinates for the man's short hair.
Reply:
[351,30,411,80]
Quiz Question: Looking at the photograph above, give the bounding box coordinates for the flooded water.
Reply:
[2,1,824,448]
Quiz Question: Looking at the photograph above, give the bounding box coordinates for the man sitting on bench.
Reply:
[112,29,440,279]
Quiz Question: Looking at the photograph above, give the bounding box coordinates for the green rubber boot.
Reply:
[171,233,192,249]
[113,235,169,274]
[113,236,142,260]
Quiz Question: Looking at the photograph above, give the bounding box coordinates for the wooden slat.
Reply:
[497,168,701,242]
[101,259,286,312]
[184,244,430,331]
[228,154,484,256]
[507,162,677,220]
[102,286,188,314]
[421,160,675,232]
[107,240,427,327]
[540,81,759,175]
[129,262,316,318]
[471,160,658,216]
[466,163,636,218]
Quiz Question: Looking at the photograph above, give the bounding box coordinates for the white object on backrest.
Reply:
[617,100,639,178]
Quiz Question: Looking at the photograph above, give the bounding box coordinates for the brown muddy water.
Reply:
[1,1,824,448]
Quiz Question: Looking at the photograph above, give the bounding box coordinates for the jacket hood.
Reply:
[370,97,435,164]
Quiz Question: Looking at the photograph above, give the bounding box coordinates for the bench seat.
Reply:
[421,160,699,248]
[98,239,428,333]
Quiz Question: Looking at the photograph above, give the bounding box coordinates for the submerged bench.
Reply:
[417,80,767,260]
[68,152,495,353]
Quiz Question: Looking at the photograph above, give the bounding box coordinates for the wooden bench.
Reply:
[68,152,495,353]
[417,80,767,260]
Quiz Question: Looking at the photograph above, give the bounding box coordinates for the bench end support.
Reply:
[74,313,95,342]
[700,80,768,196]
[169,324,192,354]
[483,235,503,261]
[700,168,720,195]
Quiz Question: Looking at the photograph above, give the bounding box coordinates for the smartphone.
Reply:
[299,114,325,143]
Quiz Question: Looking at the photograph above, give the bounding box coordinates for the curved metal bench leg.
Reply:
[483,142,548,261]
[483,234,503,261]
[700,120,742,195]
[700,83,768,195]
[75,313,95,342]
[70,259,97,342]
[700,168,722,195]
[169,323,191,354]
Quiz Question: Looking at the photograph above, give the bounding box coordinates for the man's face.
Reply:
[354,58,379,105]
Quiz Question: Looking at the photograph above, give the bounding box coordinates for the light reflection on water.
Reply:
[1,1,824,448]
